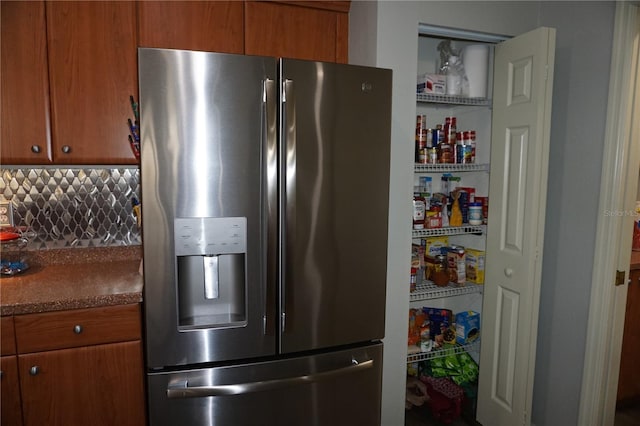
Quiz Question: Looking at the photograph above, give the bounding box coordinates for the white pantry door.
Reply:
[477,27,556,426]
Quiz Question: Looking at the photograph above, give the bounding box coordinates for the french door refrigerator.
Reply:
[138,48,392,426]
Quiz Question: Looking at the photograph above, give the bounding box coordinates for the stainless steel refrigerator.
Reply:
[138,48,392,426]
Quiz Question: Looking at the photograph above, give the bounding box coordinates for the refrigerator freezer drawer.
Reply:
[147,343,382,426]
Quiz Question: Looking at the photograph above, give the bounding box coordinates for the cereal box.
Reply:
[423,236,449,258]
[455,311,480,345]
[465,248,485,284]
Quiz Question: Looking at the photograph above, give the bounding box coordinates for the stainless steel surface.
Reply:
[139,48,392,426]
[0,168,141,249]
[148,343,383,426]
[279,59,392,354]
[139,48,277,367]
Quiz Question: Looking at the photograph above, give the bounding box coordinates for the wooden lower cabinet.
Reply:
[1,356,23,426]
[1,304,146,426]
[618,268,640,405]
[18,341,145,426]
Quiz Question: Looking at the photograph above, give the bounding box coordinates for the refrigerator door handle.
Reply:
[166,358,373,399]
[264,77,277,336]
[281,77,296,334]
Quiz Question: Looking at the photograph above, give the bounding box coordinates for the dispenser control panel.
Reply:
[174,217,247,256]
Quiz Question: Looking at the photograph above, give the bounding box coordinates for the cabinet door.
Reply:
[139,1,243,54]
[0,0,51,164]
[1,356,23,426]
[476,27,556,426]
[244,1,349,63]
[19,341,145,426]
[1,316,16,356]
[617,269,640,404]
[46,1,138,164]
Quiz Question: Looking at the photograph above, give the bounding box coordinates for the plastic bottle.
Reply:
[413,195,427,230]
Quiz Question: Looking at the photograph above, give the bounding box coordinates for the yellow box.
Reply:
[465,248,485,284]
[422,236,449,258]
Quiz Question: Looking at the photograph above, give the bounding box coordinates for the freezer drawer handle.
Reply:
[166,358,374,399]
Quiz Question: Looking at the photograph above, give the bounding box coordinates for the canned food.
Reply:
[438,143,453,164]
[427,147,438,164]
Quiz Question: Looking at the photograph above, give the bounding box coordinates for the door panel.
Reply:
[46,1,138,164]
[503,127,528,252]
[138,1,244,54]
[617,268,640,404]
[477,27,556,426]
[0,0,51,164]
[244,1,348,63]
[1,356,23,426]
[147,343,382,426]
[18,342,145,426]
[279,59,392,354]
[139,49,278,367]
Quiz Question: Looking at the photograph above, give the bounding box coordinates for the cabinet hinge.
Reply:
[615,270,626,286]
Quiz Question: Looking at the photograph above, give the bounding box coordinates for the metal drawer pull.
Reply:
[166,358,374,399]
[73,325,83,334]
[29,366,39,376]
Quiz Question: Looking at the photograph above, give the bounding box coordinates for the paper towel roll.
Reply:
[463,45,489,98]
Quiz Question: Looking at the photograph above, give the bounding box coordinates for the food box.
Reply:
[423,307,453,348]
[417,73,446,94]
[411,244,423,268]
[423,236,449,258]
[446,247,466,285]
[455,311,480,345]
[465,248,485,284]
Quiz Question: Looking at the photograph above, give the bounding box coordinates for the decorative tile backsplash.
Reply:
[0,168,141,250]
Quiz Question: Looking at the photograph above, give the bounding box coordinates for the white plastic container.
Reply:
[468,202,483,225]
[462,45,489,98]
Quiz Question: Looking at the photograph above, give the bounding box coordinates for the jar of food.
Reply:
[438,143,453,164]
[432,254,449,287]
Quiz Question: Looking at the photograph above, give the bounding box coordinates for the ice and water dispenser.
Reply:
[174,217,247,329]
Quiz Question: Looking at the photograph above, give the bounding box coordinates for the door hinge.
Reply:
[615,270,626,286]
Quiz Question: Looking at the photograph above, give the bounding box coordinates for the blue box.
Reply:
[455,311,480,345]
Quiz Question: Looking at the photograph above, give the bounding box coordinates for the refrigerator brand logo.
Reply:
[603,209,639,217]
[361,82,373,92]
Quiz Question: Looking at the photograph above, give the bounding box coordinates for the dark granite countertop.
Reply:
[1,246,143,316]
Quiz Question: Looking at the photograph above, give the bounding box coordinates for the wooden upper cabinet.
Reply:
[46,1,138,164]
[245,1,350,63]
[1,1,52,164]
[138,1,244,54]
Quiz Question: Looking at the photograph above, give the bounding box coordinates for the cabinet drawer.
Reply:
[14,304,141,354]
[1,316,16,356]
